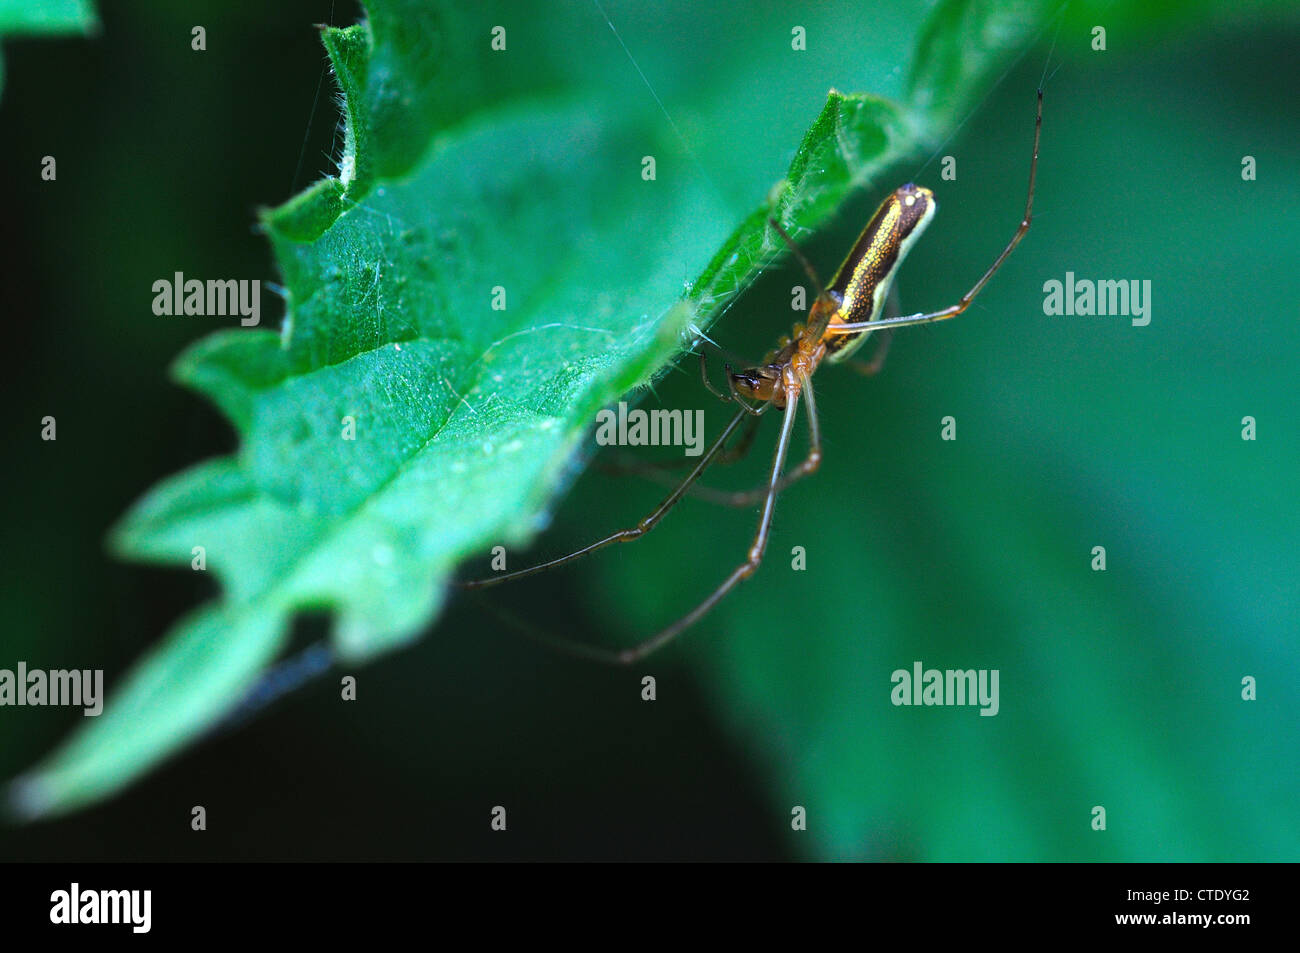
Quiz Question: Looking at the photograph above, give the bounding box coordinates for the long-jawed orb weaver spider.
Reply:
[460,90,1044,664]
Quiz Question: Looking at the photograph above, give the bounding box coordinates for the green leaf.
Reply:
[0,0,97,98]
[0,0,94,34]
[908,0,1046,132]
[8,0,1059,818]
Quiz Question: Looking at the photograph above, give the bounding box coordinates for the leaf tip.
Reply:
[104,515,137,561]
[4,772,54,824]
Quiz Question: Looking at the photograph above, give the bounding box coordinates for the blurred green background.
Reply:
[2,0,1297,860]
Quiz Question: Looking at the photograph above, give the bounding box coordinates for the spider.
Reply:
[460,90,1043,664]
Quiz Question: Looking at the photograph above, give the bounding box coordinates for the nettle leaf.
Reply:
[0,0,95,35]
[0,0,97,98]
[9,0,1056,818]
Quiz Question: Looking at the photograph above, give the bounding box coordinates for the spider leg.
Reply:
[457,407,751,589]
[675,370,820,508]
[599,411,762,482]
[601,382,804,662]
